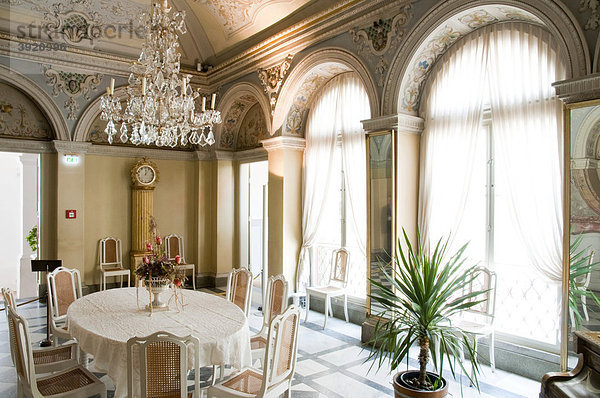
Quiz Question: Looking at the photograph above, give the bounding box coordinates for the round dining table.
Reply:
[67,287,251,398]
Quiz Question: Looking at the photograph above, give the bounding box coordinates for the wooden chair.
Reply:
[127,331,200,398]
[165,234,196,290]
[3,287,79,373]
[455,266,497,373]
[99,237,130,291]
[251,275,288,367]
[8,306,106,398]
[208,305,300,398]
[305,248,350,329]
[47,267,82,345]
[226,268,253,316]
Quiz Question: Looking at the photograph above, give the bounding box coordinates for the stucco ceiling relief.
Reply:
[580,0,600,30]
[43,64,102,120]
[350,5,412,87]
[219,94,256,149]
[258,54,293,116]
[43,5,103,45]
[0,82,52,140]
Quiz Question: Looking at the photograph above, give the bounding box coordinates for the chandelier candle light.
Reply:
[100,0,221,147]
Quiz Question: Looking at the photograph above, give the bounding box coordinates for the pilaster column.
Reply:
[261,136,305,290]
[214,150,235,279]
[53,141,91,279]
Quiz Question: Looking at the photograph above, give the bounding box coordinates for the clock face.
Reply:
[136,165,155,185]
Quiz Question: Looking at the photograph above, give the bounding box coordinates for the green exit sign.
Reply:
[64,155,80,164]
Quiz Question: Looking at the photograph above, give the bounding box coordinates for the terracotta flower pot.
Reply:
[393,370,448,398]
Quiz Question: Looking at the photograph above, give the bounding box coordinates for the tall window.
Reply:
[298,72,370,299]
[420,23,565,349]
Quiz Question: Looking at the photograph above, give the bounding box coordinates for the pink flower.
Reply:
[146,242,152,251]
[156,236,162,245]
[143,256,149,264]
[175,255,181,264]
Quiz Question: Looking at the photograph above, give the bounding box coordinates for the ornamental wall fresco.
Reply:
[236,103,268,150]
[0,82,52,140]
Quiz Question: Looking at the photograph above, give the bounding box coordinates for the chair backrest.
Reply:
[226,268,253,316]
[165,234,185,262]
[463,266,497,321]
[127,331,199,398]
[259,305,300,395]
[2,288,17,365]
[99,237,123,270]
[263,274,288,329]
[47,267,82,320]
[8,306,39,396]
[329,248,350,287]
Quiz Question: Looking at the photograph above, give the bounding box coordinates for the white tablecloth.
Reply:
[67,287,251,398]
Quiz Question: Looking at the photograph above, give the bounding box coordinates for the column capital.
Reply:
[361,114,424,135]
[261,136,306,152]
[53,140,92,154]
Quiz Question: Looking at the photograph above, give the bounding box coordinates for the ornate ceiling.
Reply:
[0,0,327,67]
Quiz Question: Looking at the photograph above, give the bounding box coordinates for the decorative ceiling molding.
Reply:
[579,0,600,30]
[349,6,412,87]
[553,74,600,104]
[0,137,55,154]
[85,142,198,160]
[0,63,69,140]
[43,64,102,120]
[53,140,92,154]
[350,5,412,57]
[43,5,102,45]
[258,54,293,116]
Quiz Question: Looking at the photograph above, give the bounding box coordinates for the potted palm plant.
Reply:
[569,233,600,328]
[368,229,489,397]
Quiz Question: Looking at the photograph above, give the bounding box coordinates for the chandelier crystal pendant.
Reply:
[100,0,221,148]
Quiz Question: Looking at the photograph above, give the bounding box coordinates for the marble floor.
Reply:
[0,290,542,398]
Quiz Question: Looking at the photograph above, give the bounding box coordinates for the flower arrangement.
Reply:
[135,217,186,313]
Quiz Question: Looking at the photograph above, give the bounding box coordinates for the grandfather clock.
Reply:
[130,158,159,271]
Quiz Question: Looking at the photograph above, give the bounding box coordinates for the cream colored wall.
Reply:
[83,155,200,287]
[197,160,216,276]
[84,155,131,285]
[56,153,86,273]
[215,159,235,274]
[396,131,420,243]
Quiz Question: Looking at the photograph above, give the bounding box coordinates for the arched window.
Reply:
[299,72,370,299]
[419,22,566,349]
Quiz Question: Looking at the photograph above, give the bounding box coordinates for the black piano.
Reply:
[540,332,600,397]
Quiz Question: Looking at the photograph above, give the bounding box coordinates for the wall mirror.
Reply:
[566,100,600,363]
[366,130,396,317]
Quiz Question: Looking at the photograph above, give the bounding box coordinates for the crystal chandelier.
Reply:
[100,0,221,147]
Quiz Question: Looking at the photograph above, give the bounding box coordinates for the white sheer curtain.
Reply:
[487,23,565,282]
[296,73,370,292]
[341,75,370,256]
[419,29,489,253]
[420,22,565,282]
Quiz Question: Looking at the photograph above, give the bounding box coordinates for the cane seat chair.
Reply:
[305,248,350,329]
[251,275,288,367]
[127,331,200,398]
[165,234,196,290]
[226,268,253,316]
[8,306,106,398]
[208,305,301,398]
[47,267,82,345]
[98,237,130,291]
[455,266,497,373]
[4,287,79,373]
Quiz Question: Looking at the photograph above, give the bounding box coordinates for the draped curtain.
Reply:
[296,73,370,292]
[419,22,565,283]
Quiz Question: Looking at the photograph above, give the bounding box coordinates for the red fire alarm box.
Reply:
[66,210,77,219]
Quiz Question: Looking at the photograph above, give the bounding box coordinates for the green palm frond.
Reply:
[367,228,489,392]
